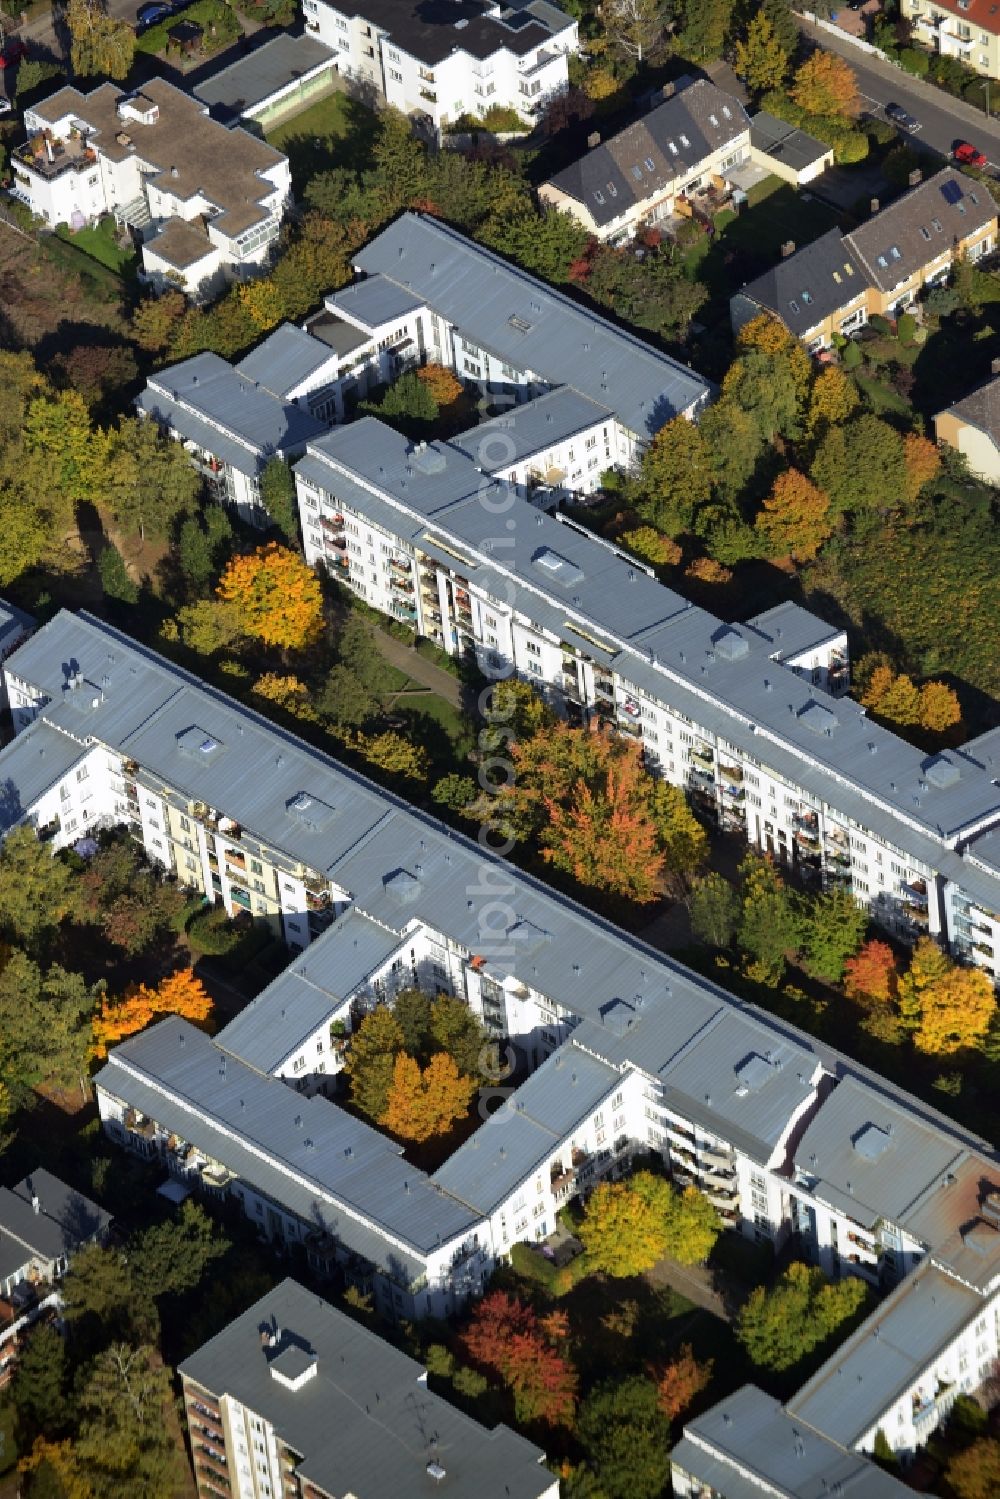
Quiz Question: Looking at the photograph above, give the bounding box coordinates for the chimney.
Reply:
[31,1195,40,1215]
[587,131,600,149]
[870,197,880,215]
[991,357,1000,376]
[45,138,54,164]
[780,239,795,258]
[908,168,922,187]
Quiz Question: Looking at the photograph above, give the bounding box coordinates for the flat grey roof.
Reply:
[746,600,843,663]
[236,323,336,399]
[325,274,427,330]
[792,1075,975,1233]
[301,421,1000,855]
[216,907,404,1072]
[750,111,831,173]
[95,1020,479,1276]
[353,213,710,436]
[138,351,326,475]
[192,33,336,123]
[0,717,90,835]
[431,1043,623,1214]
[179,1279,554,1499]
[787,1258,985,1447]
[451,387,613,471]
[675,1384,915,1499]
[0,599,34,656]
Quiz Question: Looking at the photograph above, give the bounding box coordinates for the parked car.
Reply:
[885,102,920,133]
[0,38,28,69]
[954,141,989,168]
[136,1,173,29]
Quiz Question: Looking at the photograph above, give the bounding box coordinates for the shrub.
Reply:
[925,285,960,318]
[841,339,862,370]
[899,47,929,76]
[186,903,241,955]
[896,311,917,345]
[868,314,892,336]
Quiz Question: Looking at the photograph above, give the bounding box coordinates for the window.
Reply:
[525,640,541,656]
[388,67,403,83]
[644,156,655,171]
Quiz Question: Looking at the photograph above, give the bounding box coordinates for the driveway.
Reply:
[798,13,1000,173]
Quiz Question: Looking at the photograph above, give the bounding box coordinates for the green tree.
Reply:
[664,1185,721,1265]
[62,1244,159,1357]
[947,1437,1000,1499]
[635,416,713,536]
[577,1376,672,1499]
[176,507,234,595]
[481,207,590,285]
[737,1261,869,1372]
[104,417,200,542]
[98,543,139,606]
[67,0,135,78]
[811,414,907,515]
[0,953,96,1095]
[698,397,764,503]
[75,1343,184,1498]
[345,1006,405,1121]
[392,988,433,1059]
[128,1200,230,1301]
[14,58,64,101]
[734,11,789,95]
[316,664,380,728]
[737,854,802,985]
[260,458,300,546]
[432,774,477,815]
[363,371,439,439]
[690,872,741,948]
[430,993,488,1077]
[679,0,736,60]
[12,1323,71,1442]
[174,599,242,655]
[0,826,81,951]
[801,886,868,985]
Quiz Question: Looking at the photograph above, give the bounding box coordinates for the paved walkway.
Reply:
[367,622,464,709]
[647,1254,731,1322]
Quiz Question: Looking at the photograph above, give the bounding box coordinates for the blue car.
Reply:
[137,2,173,30]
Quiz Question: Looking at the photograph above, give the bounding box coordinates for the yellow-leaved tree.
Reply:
[754,468,833,562]
[93,967,213,1058]
[380,1052,476,1142]
[217,543,324,653]
[898,937,996,1054]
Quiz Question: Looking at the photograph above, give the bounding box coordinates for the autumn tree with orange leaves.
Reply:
[902,432,941,507]
[755,469,833,562]
[844,939,898,1006]
[416,363,463,407]
[380,1051,476,1142]
[654,1344,714,1423]
[791,51,860,117]
[217,543,323,653]
[92,967,213,1057]
[462,1291,578,1426]
[495,723,707,902]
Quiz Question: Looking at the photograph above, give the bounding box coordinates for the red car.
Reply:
[0,38,28,68]
[954,141,989,168]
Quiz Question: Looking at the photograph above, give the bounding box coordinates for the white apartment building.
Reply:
[13,78,292,299]
[294,413,1000,983]
[136,351,328,526]
[179,1279,559,1499]
[0,601,34,716]
[303,0,578,133]
[540,80,751,243]
[4,612,1000,1461]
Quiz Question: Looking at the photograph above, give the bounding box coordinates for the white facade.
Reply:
[304,0,578,132]
[14,79,291,299]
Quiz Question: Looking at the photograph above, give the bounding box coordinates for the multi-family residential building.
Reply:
[0,600,34,716]
[670,1385,918,1497]
[192,33,339,133]
[538,80,751,243]
[731,168,997,349]
[136,352,327,525]
[0,1167,111,1303]
[4,611,1000,1457]
[302,0,578,133]
[139,211,710,507]
[903,0,1000,80]
[294,413,1000,979]
[935,370,1000,482]
[12,78,292,299]
[179,1278,559,1499]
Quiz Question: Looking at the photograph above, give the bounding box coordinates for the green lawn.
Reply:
[265,89,376,193]
[391,691,475,776]
[854,371,911,416]
[55,215,135,275]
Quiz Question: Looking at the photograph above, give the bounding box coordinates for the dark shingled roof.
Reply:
[338,0,566,66]
[737,227,867,337]
[939,371,1000,447]
[545,79,749,228]
[845,168,996,294]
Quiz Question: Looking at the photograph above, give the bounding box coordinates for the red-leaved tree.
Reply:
[461,1291,578,1426]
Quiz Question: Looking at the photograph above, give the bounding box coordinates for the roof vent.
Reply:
[924,754,960,790]
[286,791,335,832]
[268,1343,319,1392]
[427,1462,447,1483]
[852,1122,892,1161]
[712,626,749,661]
[797,700,838,736]
[531,547,583,587]
[176,726,223,760]
[411,444,447,476]
[384,867,422,905]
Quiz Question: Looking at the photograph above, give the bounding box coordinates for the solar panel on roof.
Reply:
[941,178,964,205]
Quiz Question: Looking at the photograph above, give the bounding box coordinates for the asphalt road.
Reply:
[799,15,1000,174]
